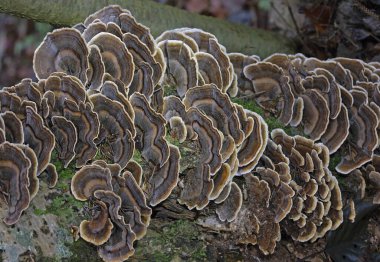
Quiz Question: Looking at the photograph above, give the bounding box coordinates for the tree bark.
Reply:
[0,0,296,58]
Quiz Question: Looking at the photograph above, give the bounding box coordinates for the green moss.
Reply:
[329,154,341,172]
[163,84,178,97]
[165,133,181,147]
[132,149,143,165]
[33,193,84,221]
[65,239,102,262]
[231,97,265,115]
[231,97,302,136]
[33,150,83,224]
[133,219,207,261]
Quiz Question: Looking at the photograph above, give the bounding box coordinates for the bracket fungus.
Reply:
[0,142,31,225]
[146,145,180,206]
[88,32,134,88]
[270,129,343,242]
[183,84,244,146]
[130,92,169,167]
[79,200,114,245]
[158,40,198,98]
[3,4,379,262]
[33,28,89,83]
[215,182,243,222]
[243,62,295,125]
[90,92,135,169]
[1,111,24,144]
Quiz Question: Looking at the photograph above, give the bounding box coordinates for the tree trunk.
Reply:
[0,0,296,58]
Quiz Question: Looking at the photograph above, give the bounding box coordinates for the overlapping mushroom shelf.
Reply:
[0,4,377,262]
[233,53,380,174]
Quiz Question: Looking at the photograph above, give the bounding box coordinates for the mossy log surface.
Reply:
[0,0,296,58]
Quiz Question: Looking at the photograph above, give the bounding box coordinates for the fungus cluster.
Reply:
[349,155,380,205]
[235,53,380,174]
[71,160,151,261]
[0,4,377,261]
[199,130,343,254]
[0,85,55,225]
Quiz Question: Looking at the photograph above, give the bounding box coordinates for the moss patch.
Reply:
[232,97,302,136]
[132,149,144,165]
[33,150,83,224]
[163,84,178,97]
[133,219,207,261]
[65,239,102,262]
[165,133,181,147]
[329,154,341,172]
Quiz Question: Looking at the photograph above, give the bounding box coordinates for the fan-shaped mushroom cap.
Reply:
[99,81,134,119]
[90,93,134,169]
[118,12,156,55]
[243,62,295,125]
[187,108,223,174]
[84,5,130,26]
[162,95,223,173]
[82,20,123,42]
[86,45,105,91]
[299,89,330,140]
[88,32,134,87]
[184,84,244,146]
[235,104,254,138]
[333,57,367,82]
[3,78,46,116]
[209,163,231,201]
[178,164,214,210]
[51,116,77,168]
[158,40,198,98]
[63,100,99,167]
[130,92,169,167]
[146,145,180,206]
[289,97,304,127]
[336,91,379,174]
[114,172,152,239]
[0,90,37,121]
[93,189,122,224]
[178,28,233,91]
[129,61,154,100]
[15,144,39,200]
[311,68,342,119]
[238,174,282,254]
[41,74,87,117]
[0,142,31,225]
[320,105,349,153]
[80,200,113,246]
[168,116,187,143]
[23,106,55,174]
[216,182,242,222]
[162,95,187,120]
[269,128,343,241]
[1,111,23,143]
[43,163,58,188]
[71,164,113,201]
[125,160,143,186]
[123,32,162,86]
[94,188,137,262]
[228,53,259,95]
[156,30,199,53]
[33,28,89,83]
[303,58,353,89]
[195,52,223,88]
[237,111,268,174]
